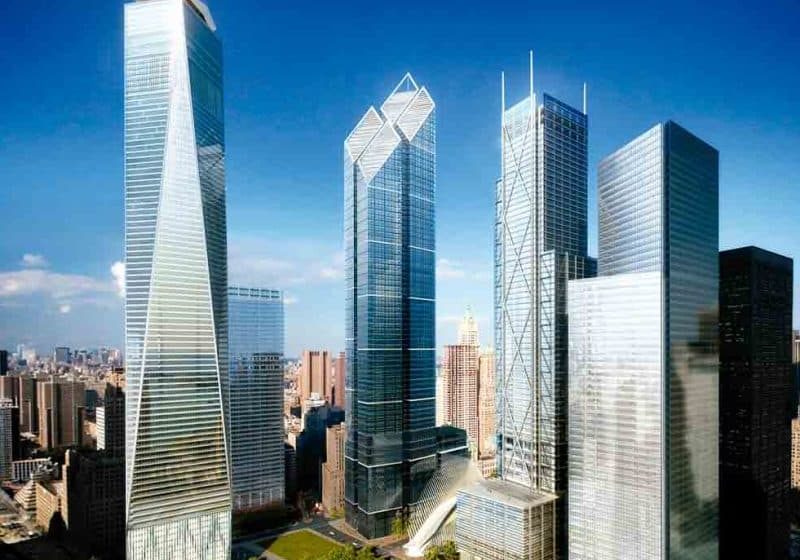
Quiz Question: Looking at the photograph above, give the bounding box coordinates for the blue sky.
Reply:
[1,0,798,357]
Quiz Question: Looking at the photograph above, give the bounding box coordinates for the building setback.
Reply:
[719,246,793,560]
[344,73,438,538]
[229,286,285,511]
[458,54,593,560]
[123,0,231,557]
[568,121,719,560]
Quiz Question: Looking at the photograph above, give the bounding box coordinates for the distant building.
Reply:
[35,479,67,532]
[435,367,445,427]
[64,449,125,559]
[720,247,793,560]
[322,423,346,514]
[284,442,298,503]
[37,380,85,449]
[297,402,344,499]
[54,347,71,365]
[330,352,346,408]
[1,376,40,434]
[229,286,285,512]
[12,458,56,483]
[96,383,125,457]
[477,347,495,459]
[0,399,20,480]
[300,350,331,404]
[442,344,478,450]
[457,479,556,560]
[792,419,800,488]
[0,350,8,376]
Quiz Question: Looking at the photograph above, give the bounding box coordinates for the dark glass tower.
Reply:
[719,246,793,560]
[344,74,437,538]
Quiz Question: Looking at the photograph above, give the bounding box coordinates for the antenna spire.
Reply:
[529,50,534,99]
[583,82,587,115]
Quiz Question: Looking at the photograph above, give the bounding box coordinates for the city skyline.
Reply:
[1,2,799,357]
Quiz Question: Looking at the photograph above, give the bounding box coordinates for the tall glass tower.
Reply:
[493,54,594,558]
[568,121,719,560]
[344,74,437,539]
[124,1,230,558]
[229,287,285,512]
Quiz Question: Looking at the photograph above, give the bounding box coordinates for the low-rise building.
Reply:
[456,479,556,560]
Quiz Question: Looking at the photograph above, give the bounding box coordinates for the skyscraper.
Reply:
[228,286,285,511]
[344,73,437,538]
[330,351,346,408]
[719,247,793,560]
[38,380,86,449]
[0,399,17,480]
[442,308,480,453]
[96,383,125,458]
[459,54,592,560]
[299,350,331,403]
[568,121,719,559]
[124,0,230,557]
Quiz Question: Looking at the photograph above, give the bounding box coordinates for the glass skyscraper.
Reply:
[344,74,437,539]
[467,56,591,560]
[568,121,719,560]
[229,287,285,512]
[124,1,230,558]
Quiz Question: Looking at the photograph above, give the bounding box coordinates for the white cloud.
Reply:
[228,237,344,288]
[21,254,48,268]
[59,304,71,314]
[111,261,125,298]
[0,269,113,299]
[437,258,466,280]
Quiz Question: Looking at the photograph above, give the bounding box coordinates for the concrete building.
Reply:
[300,350,331,404]
[322,423,346,514]
[442,344,479,450]
[35,479,67,532]
[792,418,800,488]
[719,247,793,560]
[0,375,38,433]
[96,383,125,457]
[330,352,346,409]
[0,350,7,376]
[297,402,344,499]
[54,347,71,365]
[37,380,85,449]
[457,479,555,560]
[12,458,56,483]
[0,399,19,480]
[64,449,125,560]
[478,347,496,458]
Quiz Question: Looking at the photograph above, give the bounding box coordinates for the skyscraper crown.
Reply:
[345,73,434,183]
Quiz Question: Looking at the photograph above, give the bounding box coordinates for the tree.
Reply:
[424,541,459,560]
[391,513,406,537]
[440,540,459,559]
